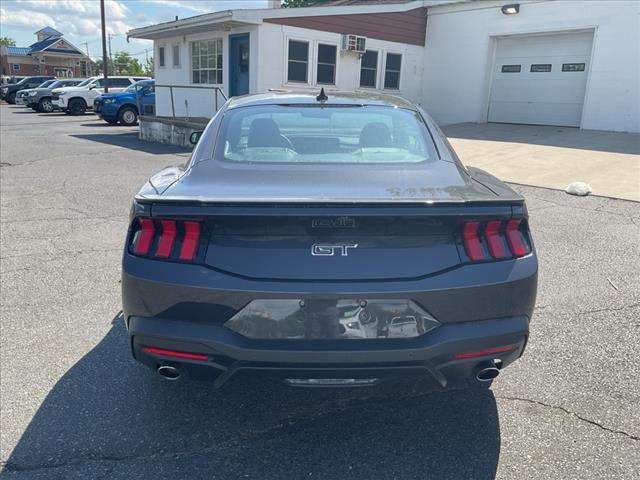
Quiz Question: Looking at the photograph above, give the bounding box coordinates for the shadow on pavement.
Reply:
[71,132,191,155]
[2,313,501,479]
[443,122,640,155]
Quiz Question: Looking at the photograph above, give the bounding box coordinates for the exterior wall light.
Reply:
[501,4,520,14]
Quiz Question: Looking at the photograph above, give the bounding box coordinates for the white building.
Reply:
[128,0,640,134]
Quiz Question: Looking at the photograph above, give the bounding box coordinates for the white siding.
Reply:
[256,23,424,105]
[422,0,640,132]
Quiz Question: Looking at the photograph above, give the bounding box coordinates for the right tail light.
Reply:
[462,219,531,262]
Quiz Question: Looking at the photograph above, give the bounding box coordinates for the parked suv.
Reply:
[95,79,155,126]
[0,76,55,104]
[25,78,85,112]
[51,75,150,115]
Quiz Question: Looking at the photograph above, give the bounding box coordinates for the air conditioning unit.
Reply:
[341,34,366,54]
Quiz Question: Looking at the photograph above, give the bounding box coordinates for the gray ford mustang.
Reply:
[122,90,537,390]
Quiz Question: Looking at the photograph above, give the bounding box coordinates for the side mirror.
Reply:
[189,131,203,145]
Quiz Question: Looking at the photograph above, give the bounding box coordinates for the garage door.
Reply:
[488,31,593,127]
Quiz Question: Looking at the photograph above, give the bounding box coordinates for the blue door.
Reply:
[229,34,250,97]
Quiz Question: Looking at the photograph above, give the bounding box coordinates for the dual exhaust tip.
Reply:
[157,365,181,380]
[474,360,501,382]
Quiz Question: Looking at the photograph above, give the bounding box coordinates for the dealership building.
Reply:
[128,0,639,140]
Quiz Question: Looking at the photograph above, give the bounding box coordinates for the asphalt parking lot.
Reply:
[1,104,639,479]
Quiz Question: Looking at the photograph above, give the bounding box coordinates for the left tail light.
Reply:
[129,217,206,262]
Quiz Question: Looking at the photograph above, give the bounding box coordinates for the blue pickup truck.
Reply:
[94,79,155,126]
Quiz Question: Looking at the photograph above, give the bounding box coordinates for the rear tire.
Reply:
[38,97,54,113]
[7,92,16,104]
[67,98,86,115]
[118,106,138,126]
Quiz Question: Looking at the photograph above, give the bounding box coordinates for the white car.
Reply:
[51,75,150,115]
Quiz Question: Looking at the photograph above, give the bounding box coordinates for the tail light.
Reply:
[129,217,205,262]
[462,218,531,262]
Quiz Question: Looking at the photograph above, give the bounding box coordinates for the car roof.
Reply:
[226,90,417,110]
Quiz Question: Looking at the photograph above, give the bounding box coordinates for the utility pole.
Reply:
[108,34,114,73]
[100,0,109,92]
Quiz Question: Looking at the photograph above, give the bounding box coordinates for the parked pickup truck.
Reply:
[51,75,150,115]
[94,79,155,126]
[15,80,57,105]
[24,78,84,112]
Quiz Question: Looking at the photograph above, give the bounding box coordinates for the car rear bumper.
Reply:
[123,252,536,388]
[128,314,529,388]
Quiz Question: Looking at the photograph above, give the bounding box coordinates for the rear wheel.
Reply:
[118,106,138,126]
[67,98,86,115]
[38,97,54,113]
[7,92,16,104]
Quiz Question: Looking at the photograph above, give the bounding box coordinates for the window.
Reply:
[287,40,308,83]
[530,64,552,72]
[501,64,521,73]
[384,53,401,90]
[360,50,378,88]
[191,39,223,84]
[80,60,88,77]
[316,44,337,85]
[172,44,180,67]
[110,78,132,88]
[562,63,585,72]
[158,47,165,67]
[215,105,439,165]
[11,64,20,71]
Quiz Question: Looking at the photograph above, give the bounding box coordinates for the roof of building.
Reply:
[5,47,31,56]
[35,26,63,37]
[226,89,417,110]
[128,0,467,40]
[29,36,62,52]
[309,0,413,5]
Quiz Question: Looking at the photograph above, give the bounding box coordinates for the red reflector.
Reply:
[485,220,507,258]
[179,221,200,260]
[134,219,155,255]
[505,219,528,257]
[155,220,177,258]
[463,222,484,260]
[142,346,208,361]
[454,345,517,359]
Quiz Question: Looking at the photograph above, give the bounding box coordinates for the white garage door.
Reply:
[488,31,593,127]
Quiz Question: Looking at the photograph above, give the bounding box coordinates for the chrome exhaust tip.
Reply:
[474,361,501,382]
[157,365,181,380]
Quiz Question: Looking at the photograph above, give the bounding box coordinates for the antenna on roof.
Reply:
[316,88,328,102]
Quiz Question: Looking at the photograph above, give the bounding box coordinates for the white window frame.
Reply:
[358,49,379,89]
[158,45,166,68]
[315,42,338,86]
[172,43,180,68]
[189,38,224,86]
[382,51,402,91]
[285,38,311,85]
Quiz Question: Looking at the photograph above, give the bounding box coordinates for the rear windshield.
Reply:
[215,105,438,164]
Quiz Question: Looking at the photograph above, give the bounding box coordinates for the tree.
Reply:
[0,37,16,47]
[113,51,144,76]
[281,0,329,7]
[143,56,154,77]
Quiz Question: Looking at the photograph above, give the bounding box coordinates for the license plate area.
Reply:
[224,299,439,340]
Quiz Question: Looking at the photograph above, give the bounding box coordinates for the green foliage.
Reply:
[281,0,329,7]
[113,51,144,76]
[0,36,16,47]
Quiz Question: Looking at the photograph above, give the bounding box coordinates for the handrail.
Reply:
[154,84,228,120]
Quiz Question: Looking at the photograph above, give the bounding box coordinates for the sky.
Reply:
[0,0,270,61]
